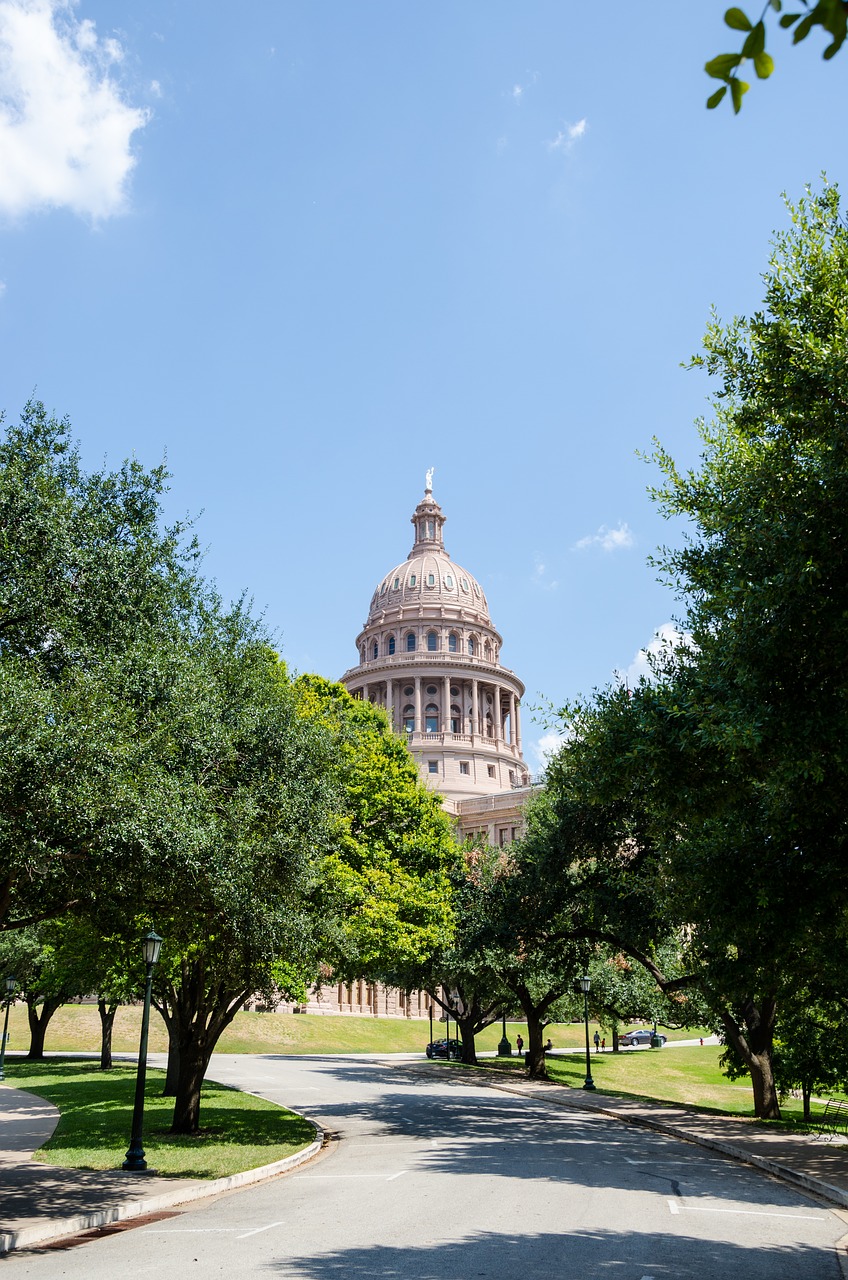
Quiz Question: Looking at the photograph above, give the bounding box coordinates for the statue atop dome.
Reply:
[425,466,434,494]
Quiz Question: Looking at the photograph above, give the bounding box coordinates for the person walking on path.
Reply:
[516,1034,524,1056]
[593,1031,600,1053]
[601,1037,606,1052]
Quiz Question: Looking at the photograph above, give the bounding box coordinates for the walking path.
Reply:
[2,1054,848,1256]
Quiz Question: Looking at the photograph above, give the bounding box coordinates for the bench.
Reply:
[810,1099,848,1141]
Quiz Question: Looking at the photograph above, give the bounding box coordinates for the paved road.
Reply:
[6,1055,846,1278]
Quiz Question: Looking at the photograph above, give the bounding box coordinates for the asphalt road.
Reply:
[7,1054,846,1279]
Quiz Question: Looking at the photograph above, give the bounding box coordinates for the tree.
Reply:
[705,1,847,113]
[0,402,198,933]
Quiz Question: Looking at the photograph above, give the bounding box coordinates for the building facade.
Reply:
[277,479,534,1019]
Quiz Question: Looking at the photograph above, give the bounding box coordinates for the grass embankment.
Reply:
[476,1045,818,1125]
[2,1003,706,1057]
[3,1060,315,1179]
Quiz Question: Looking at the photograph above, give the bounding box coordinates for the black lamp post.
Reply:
[578,974,596,1091]
[498,1010,512,1057]
[122,929,162,1172]
[428,1001,434,1054]
[0,976,17,1081]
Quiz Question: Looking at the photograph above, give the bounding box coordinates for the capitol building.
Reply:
[283,478,536,1020]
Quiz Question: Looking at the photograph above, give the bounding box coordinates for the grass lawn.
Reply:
[475,1044,818,1126]
[3,1059,316,1179]
[2,1002,709,1058]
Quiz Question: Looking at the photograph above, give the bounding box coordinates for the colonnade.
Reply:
[358,674,522,752]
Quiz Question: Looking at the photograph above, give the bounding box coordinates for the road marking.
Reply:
[238,1220,286,1239]
[667,1200,825,1220]
[386,1170,407,1181]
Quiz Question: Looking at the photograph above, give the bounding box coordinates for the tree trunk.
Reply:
[523,1011,547,1078]
[152,999,181,1096]
[802,1082,812,1124]
[171,1041,211,1134]
[26,998,62,1059]
[455,1013,478,1065]
[97,998,118,1070]
[612,1026,620,1053]
[720,997,780,1119]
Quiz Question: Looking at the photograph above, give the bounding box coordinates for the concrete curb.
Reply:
[482,1076,848,1211]
[0,1121,325,1256]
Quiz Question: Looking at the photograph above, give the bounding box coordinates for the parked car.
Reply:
[425,1038,462,1060]
[620,1028,667,1047]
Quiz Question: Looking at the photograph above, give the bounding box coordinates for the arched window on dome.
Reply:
[445,574,454,588]
[427,631,438,652]
[450,704,461,733]
[484,640,492,662]
[468,636,476,656]
[372,641,379,660]
[387,635,396,656]
[427,573,435,587]
[402,705,415,734]
[425,704,439,734]
[409,573,417,587]
[448,633,458,653]
[393,577,400,590]
[360,646,365,665]
[406,632,416,652]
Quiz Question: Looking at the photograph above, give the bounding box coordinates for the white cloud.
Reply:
[574,522,634,553]
[511,83,522,103]
[149,78,161,98]
[548,118,587,152]
[624,622,691,686]
[0,0,149,220]
[532,556,558,591]
[529,731,566,770]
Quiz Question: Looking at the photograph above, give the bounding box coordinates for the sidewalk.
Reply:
[0,1082,322,1256]
[4,1064,848,1257]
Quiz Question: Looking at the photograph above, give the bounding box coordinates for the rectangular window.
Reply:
[428,760,438,774]
[487,765,496,778]
[459,762,469,775]
[498,828,509,847]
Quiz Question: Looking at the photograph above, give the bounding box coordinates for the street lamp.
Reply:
[498,1010,512,1057]
[122,929,163,1173]
[0,976,17,1081]
[578,974,596,1091]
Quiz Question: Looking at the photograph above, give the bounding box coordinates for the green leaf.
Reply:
[705,52,744,79]
[707,85,729,108]
[725,7,753,30]
[742,21,767,56]
[779,11,801,25]
[754,50,775,77]
[730,76,750,112]
[792,13,815,42]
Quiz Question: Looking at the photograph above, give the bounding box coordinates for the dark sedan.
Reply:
[425,1037,462,1059]
[620,1028,667,1047]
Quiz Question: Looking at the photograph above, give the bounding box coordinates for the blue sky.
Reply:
[0,1,843,767]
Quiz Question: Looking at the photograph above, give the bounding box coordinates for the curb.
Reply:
[0,1122,325,1256]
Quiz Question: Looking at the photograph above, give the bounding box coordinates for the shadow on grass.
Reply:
[4,1059,314,1178]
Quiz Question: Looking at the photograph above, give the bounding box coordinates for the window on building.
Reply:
[509,770,515,785]
[406,633,416,652]
[468,637,476,656]
[425,704,439,733]
[393,577,400,590]
[428,760,438,774]
[427,631,437,651]
[487,764,496,778]
[372,641,378,659]
[410,573,417,586]
[450,705,461,733]
[511,828,519,842]
[498,828,509,847]
[426,519,435,538]
[445,574,454,587]
[451,686,459,697]
[404,685,413,696]
[426,685,437,695]
[461,578,469,591]
[387,636,396,655]
[448,633,458,653]
[427,573,436,586]
[459,761,469,775]
[403,706,415,733]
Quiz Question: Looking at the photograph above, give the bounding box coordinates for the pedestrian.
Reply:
[544,1038,553,1052]
[601,1037,606,1052]
[516,1033,524,1055]
[700,1037,704,1046]
[593,1030,600,1053]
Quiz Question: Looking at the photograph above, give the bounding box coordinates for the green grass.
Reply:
[2,1002,709,1058]
[475,1044,821,1126]
[3,1059,316,1179]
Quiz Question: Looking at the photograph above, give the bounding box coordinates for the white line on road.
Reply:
[237,1220,287,1239]
[667,1200,826,1220]
[386,1170,407,1181]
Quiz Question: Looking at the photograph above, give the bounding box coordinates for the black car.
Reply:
[425,1037,462,1060]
